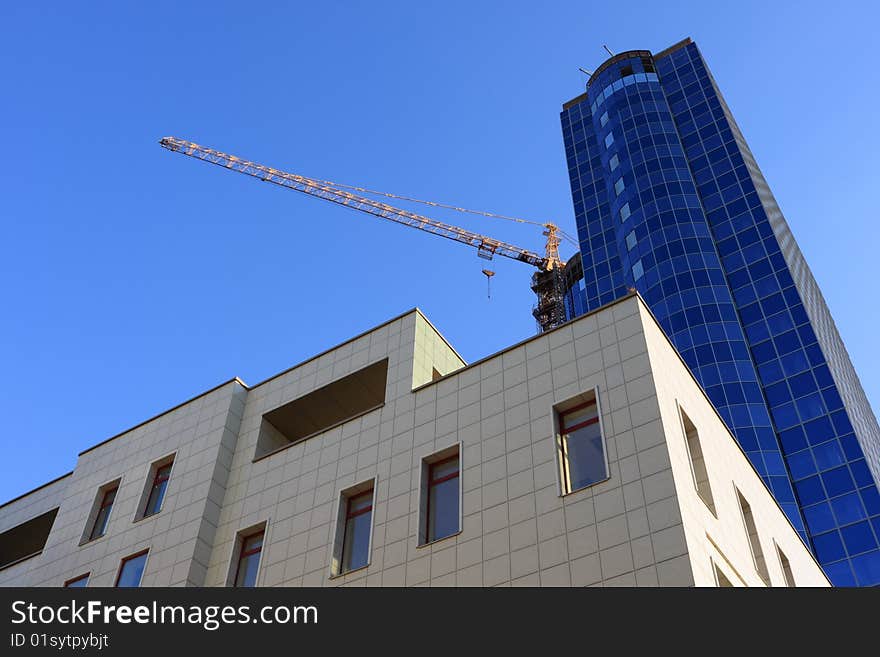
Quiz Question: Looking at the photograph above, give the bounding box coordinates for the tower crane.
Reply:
[158,136,571,332]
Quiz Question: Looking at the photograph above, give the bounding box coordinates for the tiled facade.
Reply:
[560,38,880,585]
[0,296,828,586]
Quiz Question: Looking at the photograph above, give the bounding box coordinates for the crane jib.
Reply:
[159,136,567,331]
[158,137,551,270]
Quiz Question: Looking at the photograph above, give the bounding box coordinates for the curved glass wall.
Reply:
[562,50,805,537]
[562,40,880,584]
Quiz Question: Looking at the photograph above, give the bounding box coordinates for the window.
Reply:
[138,456,174,519]
[87,483,118,542]
[115,550,148,587]
[619,201,631,221]
[604,132,614,148]
[0,508,58,569]
[234,530,264,587]
[736,489,770,584]
[333,485,374,575]
[599,111,609,127]
[776,543,796,587]
[620,64,633,77]
[626,230,637,251]
[641,57,655,74]
[64,573,89,588]
[420,448,461,545]
[609,153,619,171]
[614,177,625,196]
[680,407,716,515]
[557,392,608,494]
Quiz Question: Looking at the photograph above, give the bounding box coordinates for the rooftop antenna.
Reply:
[578,67,594,76]
[482,269,495,299]
[603,44,615,57]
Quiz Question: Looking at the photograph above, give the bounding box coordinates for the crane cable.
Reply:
[300,177,580,247]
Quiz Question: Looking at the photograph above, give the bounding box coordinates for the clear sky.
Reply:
[1,1,878,503]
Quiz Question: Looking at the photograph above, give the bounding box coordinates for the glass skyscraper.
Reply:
[560,38,880,586]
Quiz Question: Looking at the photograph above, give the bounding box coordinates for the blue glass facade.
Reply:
[560,39,880,585]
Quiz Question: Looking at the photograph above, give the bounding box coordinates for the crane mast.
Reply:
[159,136,568,331]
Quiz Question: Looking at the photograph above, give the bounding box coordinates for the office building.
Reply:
[0,296,828,587]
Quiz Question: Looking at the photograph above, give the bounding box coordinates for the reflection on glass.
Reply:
[116,552,147,587]
[144,463,172,517]
[89,486,117,540]
[560,400,607,492]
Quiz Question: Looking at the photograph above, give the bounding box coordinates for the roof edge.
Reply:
[0,470,73,511]
[412,292,639,393]
[413,308,468,367]
[248,307,423,390]
[78,377,248,457]
[653,37,693,60]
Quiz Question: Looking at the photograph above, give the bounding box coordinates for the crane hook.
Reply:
[481,269,495,299]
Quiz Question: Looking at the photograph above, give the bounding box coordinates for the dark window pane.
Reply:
[116,553,147,587]
[144,478,169,517]
[342,511,372,572]
[104,488,117,505]
[90,507,111,540]
[90,487,117,540]
[428,476,459,542]
[144,464,172,517]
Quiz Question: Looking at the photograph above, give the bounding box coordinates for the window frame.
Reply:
[86,482,119,543]
[418,444,463,547]
[225,521,269,588]
[677,403,717,516]
[554,388,610,496]
[114,549,149,587]
[233,529,265,588]
[774,540,796,587]
[137,454,176,521]
[734,487,771,585]
[331,481,376,577]
[63,573,90,588]
[711,558,735,587]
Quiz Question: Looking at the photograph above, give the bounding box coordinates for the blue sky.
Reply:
[1,1,877,503]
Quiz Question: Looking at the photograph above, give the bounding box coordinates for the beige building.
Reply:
[0,294,829,587]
